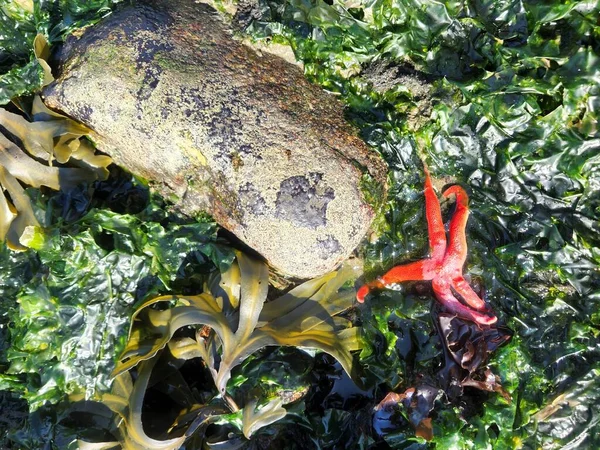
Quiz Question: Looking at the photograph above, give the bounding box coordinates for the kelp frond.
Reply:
[114,251,362,393]
[74,356,226,450]
[0,101,111,249]
[33,33,54,87]
[242,397,287,439]
[0,34,112,250]
[99,251,362,446]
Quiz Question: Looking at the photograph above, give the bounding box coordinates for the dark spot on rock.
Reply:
[238,144,252,156]
[349,224,361,240]
[275,172,334,229]
[134,36,171,65]
[207,104,244,167]
[119,5,172,38]
[77,104,94,123]
[148,76,159,90]
[137,65,163,101]
[179,86,209,121]
[127,18,174,103]
[232,0,262,31]
[315,235,341,260]
[254,109,266,126]
[238,182,268,218]
[131,123,154,138]
[160,106,170,119]
[237,143,262,162]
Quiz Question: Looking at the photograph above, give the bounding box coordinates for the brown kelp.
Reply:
[76,252,362,448]
[0,36,111,249]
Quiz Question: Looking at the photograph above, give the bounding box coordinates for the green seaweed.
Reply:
[1,0,600,448]
[0,0,123,104]
[242,0,600,447]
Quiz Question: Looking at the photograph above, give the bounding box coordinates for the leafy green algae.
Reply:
[0,0,123,103]
[1,0,599,448]
[241,0,600,447]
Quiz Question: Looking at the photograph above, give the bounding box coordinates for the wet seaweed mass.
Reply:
[1,0,599,449]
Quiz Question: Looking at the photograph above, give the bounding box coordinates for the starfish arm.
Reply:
[356,260,436,303]
[451,276,486,311]
[423,165,447,262]
[432,277,497,325]
[442,185,469,271]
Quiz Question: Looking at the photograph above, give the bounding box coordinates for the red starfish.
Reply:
[357,166,497,326]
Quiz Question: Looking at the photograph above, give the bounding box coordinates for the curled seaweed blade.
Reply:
[0,132,62,189]
[242,397,287,439]
[114,252,363,440]
[69,138,112,179]
[234,251,268,344]
[79,357,199,450]
[0,181,16,239]
[258,262,362,380]
[124,358,187,449]
[112,293,230,377]
[0,164,39,249]
[0,92,111,248]
[260,261,360,328]
[0,107,89,161]
[33,34,53,87]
